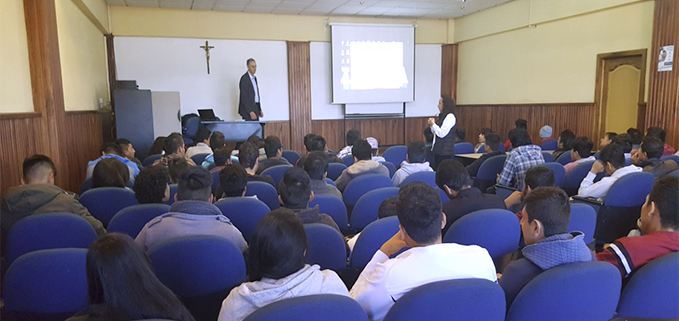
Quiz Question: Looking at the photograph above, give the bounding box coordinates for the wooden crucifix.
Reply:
[200,40,215,74]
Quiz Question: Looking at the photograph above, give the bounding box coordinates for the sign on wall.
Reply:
[658,45,674,72]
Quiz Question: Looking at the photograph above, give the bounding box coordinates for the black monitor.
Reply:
[198,109,217,121]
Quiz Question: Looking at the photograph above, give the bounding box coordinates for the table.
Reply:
[202,121,266,142]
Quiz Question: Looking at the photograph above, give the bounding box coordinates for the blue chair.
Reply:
[214,197,271,242]
[477,145,486,153]
[443,209,520,259]
[148,235,246,321]
[494,184,517,200]
[304,223,347,271]
[243,294,368,321]
[190,153,210,165]
[349,217,400,270]
[541,151,554,163]
[661,154,679,165]
[5,213,97,264]
[383,145,407,168]
[282,150,301,166]
[384,279,506,321]
[211,169,222,194]
[167,183,179,205]
[380,161,397,178]
[108,203,171,238]
[79,187,138,227]
[454,142,474,155]
[245,180,280,210]
[349,187,400,233]
[563,161,595,196]
[326,178,337,187]
[668,168,679,177]
[498,144,506,152]
[593,151,601,160]
[261,164,293,187]
[540,139,558,151]
[309,195,348,233]
[327,163,347,181]
[536,162,565,187]
[400,171,448,201]
[506,261,621,321]
[142,154,163,167]
[342,154,355,167]
[473,154,507,192]
[569,203,596,245]
[555,152,572,165]
[3,249,88,321]
[343,174,393,216]
[183,115,201,146]
[617,252,679,319]
[80,177,134,195]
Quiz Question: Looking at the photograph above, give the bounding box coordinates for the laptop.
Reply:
[198,109,218,121]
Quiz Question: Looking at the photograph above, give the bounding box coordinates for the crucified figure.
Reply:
[200,40,214,74]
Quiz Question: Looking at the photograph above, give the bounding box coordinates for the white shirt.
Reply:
[186,143,213,158]
[577,164,642,199]
[430,113,457,150]
[249,73,259,103]
[350,243,497,321]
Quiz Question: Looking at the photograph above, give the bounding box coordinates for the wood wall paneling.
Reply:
[646,0,679,149]
[441,44,458,101]
[0,117,49,193]
[286,41,313,154]
[264,121,291,151]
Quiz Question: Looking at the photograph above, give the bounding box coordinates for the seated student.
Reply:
[201,131,227,168]
[646,126,676,156]
[597,176,679,279]
[599,132,617,149]
[466,132,505,177]
[1,155,106,242]
[337,129,360,159]
[238,142,275,187]
[238,134,267,162]
[552,129,576,161]
[217,208,349,321]
[498,128,545,189]
[297,135,343,167]
[436,160,505,235]
[186,127,213,158]
[350,182,497,321]
[303,151,342,199]
[278,167,342,234]
[499,187,593,307]
[539,125,555,144]
[303,133,316,154]
[256,135,290,174]
[632,137,678,177]
[504,166,555,218]
[87,142,139,182]
[209,146,232,173]
[578,143,642,198]
[614,133,634,160]
[168,157,190,184]
[92,158,130,188]
[474,128,493,153]
[133,166,171,204]
[334,139,390,191]
[116,138,143,168]
[627,127,643,151]
[153,133,197,167]
[149,136,167,156]
[367,137,386,162]
[217,164,258,201]
[563,137,595,176]
[135,166,247,252]
[504,119,529,151]
[391,141,434,187]
[347,197,398,252]
[66,233,195,321]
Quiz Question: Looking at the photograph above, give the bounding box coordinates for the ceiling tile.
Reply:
[126,0,160,7]
[213,3,246,10]
[106,0,127,6]
[330,5,364,14]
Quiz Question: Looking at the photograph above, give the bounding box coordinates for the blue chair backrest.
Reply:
[569,203,596,245]
[167,183,179,205]
[184,116,200,138]
[454,142,474,155]
[555,152,572,165]
[474,155,507,192]
[214,197,270,242]
[477,145,486,153]
[245,180,280,210]
[3,249,88,318]
[142,154,163,167]
[380,161,397,178]
[108,203,171,238]
[243,294,369,321]
[443,209,520,259]
[668,169,679,177]
[349,216,400,269]
[211,169,222,194]
[383,145,407,167]
[349,187,400,233]
[261,164,293,187]
[593,151,601,160]
[563,161,595,196]
[498,144,506,152]
[617,252,679,319]
[400,171,449,200]
[536,162,565,187]
[190,153,210,165]
[541,151,554,163]
[342,155,355,167]
[661,154,679,165]
[327,163,347,181]
[282,150,300,166]
[326,178,337,187]
[304,223,347,271]
[80,177,133,195]
[343,174,393,210]
[79,187,138,227]
[147,235,246,298]
[540,139,558,151]
[603,172,654,207]
[5,213,97,264]
[309,195,348,232]
[384,279,506,321]
[506,261,621,321]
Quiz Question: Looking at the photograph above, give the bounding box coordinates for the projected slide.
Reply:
[339,41,409,90]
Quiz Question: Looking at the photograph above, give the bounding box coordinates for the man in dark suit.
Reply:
[239,58,263,121]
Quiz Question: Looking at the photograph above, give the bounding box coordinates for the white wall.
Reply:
[310,42,441,120]
[115,37,290,121]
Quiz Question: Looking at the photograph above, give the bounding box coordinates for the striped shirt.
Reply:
[596,231,679,278]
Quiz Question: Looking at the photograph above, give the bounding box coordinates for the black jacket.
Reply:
[238,72,261,120]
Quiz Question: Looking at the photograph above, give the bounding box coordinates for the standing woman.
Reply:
[428,95,457,170]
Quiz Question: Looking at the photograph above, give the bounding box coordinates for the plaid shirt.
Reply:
[498,145,545,189]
